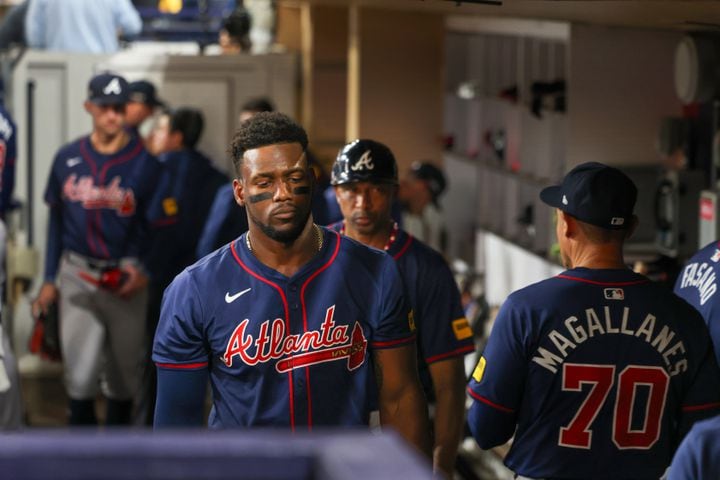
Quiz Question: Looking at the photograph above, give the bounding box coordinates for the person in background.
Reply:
[137,107,227,425]
[126,80,165,143]
[399,161,447,254]
[31,73,160,426]
[331,139,474,476]
[218,6,251,54]
[0,0,29,50]
[0,96,21,429]
[467,162,720,479]
[25,0,142,53]
[674,240,720,366]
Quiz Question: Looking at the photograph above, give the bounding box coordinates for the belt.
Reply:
[65,251,119,271]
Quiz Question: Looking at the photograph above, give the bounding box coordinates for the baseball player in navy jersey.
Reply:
[153,112,431,455]
[329,139,474,476]
[667,414,720,479]
[674,240,720,365]
[0,101,21,429]
[467,162,720,479]
[32,72,161,426]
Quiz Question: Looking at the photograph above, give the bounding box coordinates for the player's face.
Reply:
[125,102,152,127]
[85,101,126,137]
[334,181,395,235]
[236,142,313,243]
[149,114,172,155]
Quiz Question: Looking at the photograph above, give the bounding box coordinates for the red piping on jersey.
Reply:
[94,140,143,259]
[299,230,341,431]
[230,239,296,432]
[371,334,416,349]
[392,234,413,260]
[681,401,720,412]
[80,139,100,257]
[156,362,209,370]
[151,217,179,227]
[426,345,475,364]
[555,274,649,287]
[466,388,514,413]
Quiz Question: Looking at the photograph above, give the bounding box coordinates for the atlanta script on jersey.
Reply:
[153,229,415,430]
[674,240,720,365]
[468,267,720,479]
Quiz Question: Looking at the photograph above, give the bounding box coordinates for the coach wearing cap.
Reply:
[32,72,162,427]
[466,162,720,479]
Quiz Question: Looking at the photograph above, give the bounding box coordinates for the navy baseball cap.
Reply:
[87,73,129,106]
[540,162,637,230]
[128,80,165,107]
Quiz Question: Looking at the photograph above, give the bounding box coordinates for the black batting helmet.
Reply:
[331,139,398,186]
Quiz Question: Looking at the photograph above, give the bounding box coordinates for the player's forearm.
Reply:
[43,206,63,282]
[432,389,466,475]
[380,387,432,457]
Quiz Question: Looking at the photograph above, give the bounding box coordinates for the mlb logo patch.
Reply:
[604,288,624,300]
[711,249,720,263]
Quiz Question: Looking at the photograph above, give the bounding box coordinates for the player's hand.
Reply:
[31,283,58,318]
[115,264,149,299]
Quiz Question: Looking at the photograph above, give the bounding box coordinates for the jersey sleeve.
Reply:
[678,341,720,435]
[369,254,415,350]
[416,255,475,364]
[152,269,209,368]
[467,295,529,447]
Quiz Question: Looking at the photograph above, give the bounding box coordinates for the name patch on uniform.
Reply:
[163,197,178,216]
[472,356,486,382]
[452,317,472,340]
[603,288,624,300]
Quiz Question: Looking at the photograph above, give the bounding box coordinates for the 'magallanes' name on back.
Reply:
[532,306,686,376]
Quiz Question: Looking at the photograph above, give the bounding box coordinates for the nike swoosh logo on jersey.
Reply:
[225,288,251,303]
[66,157,82,168]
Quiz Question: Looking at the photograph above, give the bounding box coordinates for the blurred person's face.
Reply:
[85,102,126,138]
[334,181,395,236]
[125,102,154,128]
[219,29,242,55]
[148,114,173,156]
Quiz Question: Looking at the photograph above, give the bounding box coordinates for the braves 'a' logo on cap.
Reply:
[350,150,374,171]
[222,305,367,372]
[603,288,624,300]
[103,78,123,95]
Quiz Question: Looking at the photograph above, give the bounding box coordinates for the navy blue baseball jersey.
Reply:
[330,223,474,399]
[153,228,415,430]
[144,148,227,282]
[467,267,720,479]
[43,135,160,280]
[0,104,16,218]
[667,414,720,480]
[674,240,720,365]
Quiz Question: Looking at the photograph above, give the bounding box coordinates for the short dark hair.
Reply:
[170,107,204,149]
[575,217,633,244]
[231,112,308,176]
[223,8,251,51]
[241,97,275,114]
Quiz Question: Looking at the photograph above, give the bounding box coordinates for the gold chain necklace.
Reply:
[246,224,323,255]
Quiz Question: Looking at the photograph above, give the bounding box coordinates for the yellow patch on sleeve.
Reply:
[162,197,178,216]
[452,317,473,340]
[408,309,416,333]
[472,356,486,383]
